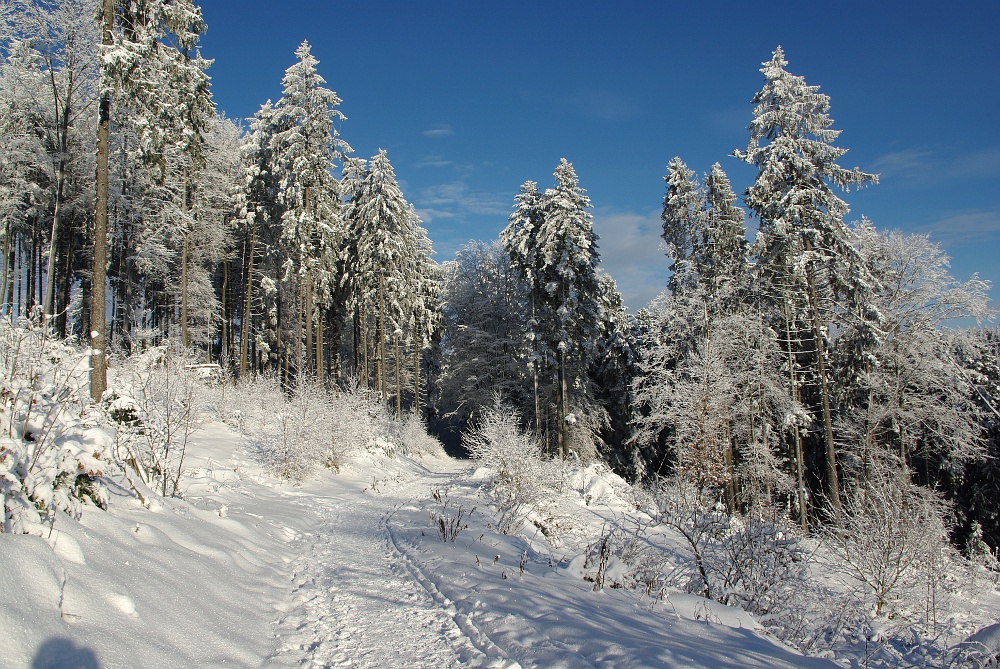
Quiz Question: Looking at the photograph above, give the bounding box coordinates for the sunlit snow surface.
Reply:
[2,421,844,668]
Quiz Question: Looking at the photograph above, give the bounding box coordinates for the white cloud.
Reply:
[416,155,453,168]
[421,124,455,138]
[871,148,933,180]
[871,145,1000,182]
[417,181,509,218]
[918,209,1000,245]
[592,208,669,311]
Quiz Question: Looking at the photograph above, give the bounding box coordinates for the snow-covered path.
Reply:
[270,464,507,668]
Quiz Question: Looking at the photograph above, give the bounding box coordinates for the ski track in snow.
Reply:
[272,466,510,668]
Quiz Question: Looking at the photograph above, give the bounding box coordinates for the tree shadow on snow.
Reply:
[32,637,101,669]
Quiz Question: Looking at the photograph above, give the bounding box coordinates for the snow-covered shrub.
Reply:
[253,379,344,480]
[820,466,960,622]
[400,412,446,458]
[105,345,203,497]
[226,376,414,480]
[329,382,397,457]
[572,522,671,594]
[464,394,564,534]
[0,318,109,533]
[648,478,806,615]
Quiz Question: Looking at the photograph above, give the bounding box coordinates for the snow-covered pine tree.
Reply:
[590,272,641,475]
[535,158,602,460]
[235,100,282,378]
[270,39,350,384]
[661,156,705,296]
[734,46,878,519]
[500,180,545,434]
[699,163,748,306]
[344,150,431,404]
[403,204,440,417]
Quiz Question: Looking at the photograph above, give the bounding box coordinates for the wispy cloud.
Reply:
[414,181,509,222]
[871,145,1000,183]
[950,147,1000,177]
[592,208,669,311]
[871,148,933,180]
[416,155,453,168]
[917,209,1000,246]
[421,124,455,138]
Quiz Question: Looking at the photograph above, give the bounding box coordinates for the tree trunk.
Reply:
[315,303,324,385]
[531,292,541,435]
[413,319,421,418]
[1,220,10,315]
[238,223,255,378]
[806,261,841,521]
[180,232,189,349]
[394,333,401,415]
[44,157,65,320]
[90,0,114,402]
[558,348,568,460]
[301,273,309,376]
[220,257,229,365]
[378,282,386,399]
[783,300,809,533]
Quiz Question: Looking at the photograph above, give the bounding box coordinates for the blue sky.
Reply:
[199,1,1000,313]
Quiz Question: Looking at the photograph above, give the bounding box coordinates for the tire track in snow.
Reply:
[271,467,508,668]
[384,508,520,669]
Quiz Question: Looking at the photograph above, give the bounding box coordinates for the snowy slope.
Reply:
[1,420,842,668]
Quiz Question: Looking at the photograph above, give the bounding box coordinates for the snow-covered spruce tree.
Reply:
[500,179,547,434]
[636,157,794,511]
[404,204,441,417]
[700,163,748,305]
[438,240,532,431]
[661,156,705,296]
[590,272,642,476]
[734,46,877,519]
[270,39,350,384]
[234,100,283,377]
[952,329,1000,554]
[342,150,437,410]
[536,158,602,460]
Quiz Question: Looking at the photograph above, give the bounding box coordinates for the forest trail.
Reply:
[267,456,516,668]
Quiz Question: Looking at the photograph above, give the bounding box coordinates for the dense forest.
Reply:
[1,0,998,558]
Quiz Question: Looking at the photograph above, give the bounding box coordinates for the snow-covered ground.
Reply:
[1,418,849,668]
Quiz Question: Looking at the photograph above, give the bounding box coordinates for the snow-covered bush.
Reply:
[105,345,203,498]
[251,379,344,480]
[464,394,564,534]
[0,318,109,533]
[648,478,806,615]
[571,521,671,594]
[225,376,433,480]
[820,466,960,622]
[400,411,446,458]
